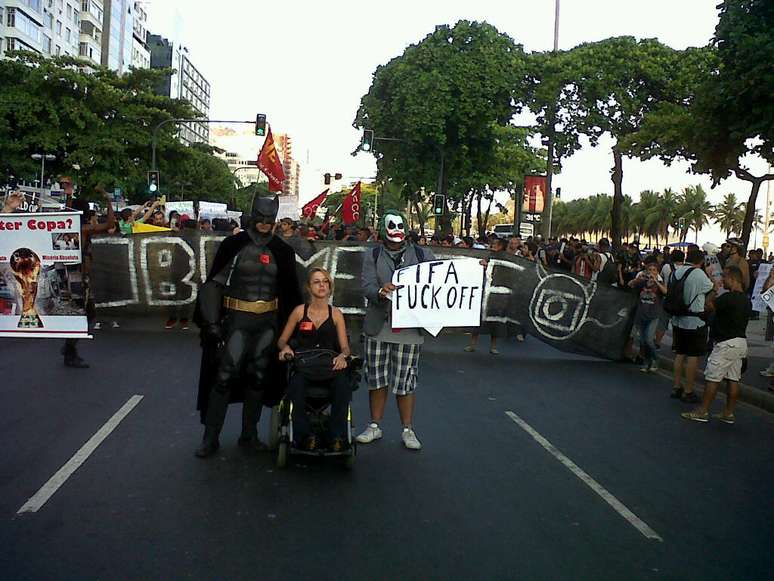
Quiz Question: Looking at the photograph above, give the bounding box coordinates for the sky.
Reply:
[147,0,773,245]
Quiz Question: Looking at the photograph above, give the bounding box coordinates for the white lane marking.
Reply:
[17,395,144,514]
[505,410,663,542]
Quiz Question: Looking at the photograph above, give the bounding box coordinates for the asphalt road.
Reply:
[0,328,772,580]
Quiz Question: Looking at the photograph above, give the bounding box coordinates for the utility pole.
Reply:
[543,0,560,238]
[764,164,772,255]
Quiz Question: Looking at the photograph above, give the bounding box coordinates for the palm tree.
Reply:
[679,184,713,243]
[646,188,680,245]
[712,193,745,238]
[634,190,660,247]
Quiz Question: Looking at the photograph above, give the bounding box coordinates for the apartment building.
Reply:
[78,0,102,65]
[275,133,301,197]
[0,0,151,72]
[100,0,131,72]
[0,0,81,58]
[130,0,147,68]
[148,33,211,145]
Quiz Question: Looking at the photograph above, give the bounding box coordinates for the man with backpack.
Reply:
[594,238,619,286]
[665,247,714,402]
[357,210,435,451]
[656,249,684,348]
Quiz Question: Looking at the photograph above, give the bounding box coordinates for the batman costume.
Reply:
[194,196,302,458]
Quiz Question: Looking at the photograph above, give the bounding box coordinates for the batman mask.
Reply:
[250,195,279,225]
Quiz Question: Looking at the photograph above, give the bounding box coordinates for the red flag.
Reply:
[301,189,329,219]
[342,181,362,225]
[257,128,286,193]
[523,175,546,214]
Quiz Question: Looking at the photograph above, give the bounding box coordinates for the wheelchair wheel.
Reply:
[343,443,356,470]
[267,405,281,451]
[276,441,288,469]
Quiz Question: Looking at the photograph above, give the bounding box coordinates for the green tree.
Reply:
[646,188,681,245]
[0,51,235,204]
[712,193,745,238]
[354,21,543,235]
[549,37,682,248]
[677,184,713,242]
[632,190,661,247]
[627,2,774,248]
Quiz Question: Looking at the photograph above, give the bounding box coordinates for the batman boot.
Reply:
[195,388,229,458]
[238,389,267,451]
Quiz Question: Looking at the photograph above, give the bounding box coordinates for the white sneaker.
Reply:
[355,423,383,444]
[93,322,102,330]
[111,321,120,328]
[401,427,422,450]
[760,365,774,377]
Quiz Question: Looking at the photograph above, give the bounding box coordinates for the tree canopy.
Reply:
[354,20,544,234]
[0,52,236,204]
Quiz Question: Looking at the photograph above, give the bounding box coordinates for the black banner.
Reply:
[90,233,636,360]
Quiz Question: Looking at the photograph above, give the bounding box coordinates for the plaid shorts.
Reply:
[364,337,421,395]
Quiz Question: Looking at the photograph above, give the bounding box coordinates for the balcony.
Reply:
[79,1,102,32]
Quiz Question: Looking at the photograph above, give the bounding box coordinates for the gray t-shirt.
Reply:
[671,264,713,330]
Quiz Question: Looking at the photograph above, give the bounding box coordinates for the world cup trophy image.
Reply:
[10,248,43,329]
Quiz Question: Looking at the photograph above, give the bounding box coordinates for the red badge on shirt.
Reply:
[260,253,270,265]
[300,321,315,332]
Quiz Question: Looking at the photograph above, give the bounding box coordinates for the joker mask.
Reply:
[382,211,406,244]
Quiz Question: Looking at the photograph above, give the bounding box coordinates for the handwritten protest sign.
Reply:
[198,201,228,220]
[760,287,774,313]
[0,212,88,338]
[164,201,194,219]
[751,263,772,312]
[391,258,483,336]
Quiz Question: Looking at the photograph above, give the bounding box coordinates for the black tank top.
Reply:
[294,304,340,351]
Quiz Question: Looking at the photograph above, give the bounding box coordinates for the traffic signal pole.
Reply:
[543,0,561,239]
[150,118,258,171]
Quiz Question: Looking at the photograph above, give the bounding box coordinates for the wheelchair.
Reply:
[271,352,362,470]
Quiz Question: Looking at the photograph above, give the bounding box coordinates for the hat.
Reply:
[180,213,191,222]
[702,242,719,256]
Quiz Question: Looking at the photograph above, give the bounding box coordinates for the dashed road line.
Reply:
[505,410,663,542]
[17,395,144,514]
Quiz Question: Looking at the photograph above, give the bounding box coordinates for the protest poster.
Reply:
[278,195,300,221]
[759,286,774,313]
[751,263,773,312]
[391,258,483,336]
[0,211,88,338]
[198,201,228,220]
[165,201,194,219]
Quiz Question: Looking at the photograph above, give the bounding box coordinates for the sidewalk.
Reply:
[656,317,774,413]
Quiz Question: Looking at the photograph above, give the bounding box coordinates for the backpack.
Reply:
[596,252,618,285]
[663,267,699,317]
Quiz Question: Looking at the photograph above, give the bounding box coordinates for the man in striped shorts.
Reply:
[356,210,434,450]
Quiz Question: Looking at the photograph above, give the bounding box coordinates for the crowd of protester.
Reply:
[5,186,767,422]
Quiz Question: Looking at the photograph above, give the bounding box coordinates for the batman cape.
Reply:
[194,232,303,423]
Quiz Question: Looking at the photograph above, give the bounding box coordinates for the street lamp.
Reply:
[31,153,56,191]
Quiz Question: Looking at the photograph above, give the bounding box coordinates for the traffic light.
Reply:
[361,129,374,152]
[555,187,561,199]
[334,173,342,180]
[147,170,160,193]
[255,113,267,136]
[433,194,445,215]
[324,173,331,185]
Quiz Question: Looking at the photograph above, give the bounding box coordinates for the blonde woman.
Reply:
[277,268,352,452]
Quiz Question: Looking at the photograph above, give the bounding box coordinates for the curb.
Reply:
[655,354,774,414]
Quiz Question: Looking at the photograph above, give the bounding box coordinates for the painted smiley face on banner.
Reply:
[384,213,405,243]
